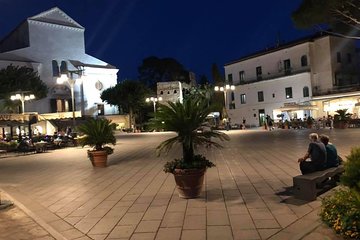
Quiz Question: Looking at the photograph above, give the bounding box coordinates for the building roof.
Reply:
[69,60,117,69]
[28,7,84,29]
[224,32,333,66]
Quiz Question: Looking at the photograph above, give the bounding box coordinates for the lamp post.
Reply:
[214,84,235,118]
[146,97,162,113]
[10,92,35,114]
[57,70,84,128]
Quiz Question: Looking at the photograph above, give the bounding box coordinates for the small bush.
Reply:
[163,155,215,173]
[320,188,360,239]
[341,147,360,192]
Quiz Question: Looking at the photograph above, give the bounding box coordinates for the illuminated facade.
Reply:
[224,33,360,127]
[0,7,120,134]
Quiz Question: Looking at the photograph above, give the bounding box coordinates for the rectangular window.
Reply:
[240,94,246,104]
[347,53,352,63]
[284,59,291,74]
[257,91,264,102]
[239,71,245,83]
[285,87,293,99]
[227,74,233,84]
[337,52,341,63]
[256,66,262,80]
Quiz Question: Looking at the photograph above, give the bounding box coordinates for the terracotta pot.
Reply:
[89,150,108,167]
[173,168,206,198]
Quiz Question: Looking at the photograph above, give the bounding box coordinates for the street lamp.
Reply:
[146,97,162,113]
[10,92,35,114]
[57,70,84,128]
[214,84,235,118]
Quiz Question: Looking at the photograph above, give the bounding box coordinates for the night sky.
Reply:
[0,0,313,81]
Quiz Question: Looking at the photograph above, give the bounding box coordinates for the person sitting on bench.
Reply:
[319,134,340,168]
[298,133,327,174]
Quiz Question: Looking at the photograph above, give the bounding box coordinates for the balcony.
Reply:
[238,66,311,85]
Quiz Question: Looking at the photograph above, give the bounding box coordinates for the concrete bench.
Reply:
[0,150,6,156]
[293,165,344,201]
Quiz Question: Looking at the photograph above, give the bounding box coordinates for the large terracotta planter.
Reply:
[173,168,206,198]
[89,150,108,167]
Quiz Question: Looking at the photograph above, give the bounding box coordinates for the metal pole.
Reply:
[21,99,25,114]
[70,83,75,129]
[153,101,156,113]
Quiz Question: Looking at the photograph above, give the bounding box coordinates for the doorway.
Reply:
[259,109,265,126]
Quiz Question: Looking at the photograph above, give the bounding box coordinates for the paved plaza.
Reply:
[1,128,357,240]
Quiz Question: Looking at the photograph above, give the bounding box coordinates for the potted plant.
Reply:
[78,118,116,167]
[334,109,352,129]
[149,96,230,198]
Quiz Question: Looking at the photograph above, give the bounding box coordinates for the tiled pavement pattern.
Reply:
[0,128,356,240]
[0,205,54,240]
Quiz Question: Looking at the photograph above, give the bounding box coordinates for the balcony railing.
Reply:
[238,66,311,85]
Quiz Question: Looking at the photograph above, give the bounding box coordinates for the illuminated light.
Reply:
[10,96,16,101]
[24,96,30,101]
[30,94,35,99]
[225,84,230,90]
[57,77,64,84]
[158,97,163,101]
[15,94,21,99]
[220,87,224,91]
[145,98,150,102]
[214,86,219,91]
[231,85,235,90]
[150,97,154,101]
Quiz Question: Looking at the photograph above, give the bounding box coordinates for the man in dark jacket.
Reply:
[298,133,327,174]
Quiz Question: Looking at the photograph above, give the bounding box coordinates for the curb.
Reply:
[0,187,68,240]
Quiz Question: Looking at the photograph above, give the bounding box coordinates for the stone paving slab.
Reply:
[0,129,354,239]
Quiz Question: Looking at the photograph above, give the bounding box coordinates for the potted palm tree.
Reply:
[149,96,230,198]
[334,109,352,129]
[78,118,117,167]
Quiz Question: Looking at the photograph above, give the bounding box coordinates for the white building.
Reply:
[157,81,192,104]
[224,33,360,127]
[0,7,120,134]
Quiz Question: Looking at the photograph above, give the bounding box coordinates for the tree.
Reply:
[198,74,210,86]
[292,0,360,38]
[138,56,190,90]
[100,80,151,128]
[211,63,225,114]
[0,65,48,101]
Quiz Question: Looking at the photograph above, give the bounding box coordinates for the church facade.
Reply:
[0,7,120,134]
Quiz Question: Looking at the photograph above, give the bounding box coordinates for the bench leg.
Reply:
[293,178,317,201]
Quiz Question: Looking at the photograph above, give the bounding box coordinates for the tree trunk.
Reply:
[182,142,194,164]
[129,107,135,129]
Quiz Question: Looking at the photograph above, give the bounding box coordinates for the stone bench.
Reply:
[293,165,344,201]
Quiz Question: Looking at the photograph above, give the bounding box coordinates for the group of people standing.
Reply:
[298,133,340,174]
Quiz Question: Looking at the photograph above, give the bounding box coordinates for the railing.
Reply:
[40,111,81,120]
[237,66,311,85]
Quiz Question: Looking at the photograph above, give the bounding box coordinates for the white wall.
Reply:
[228,73,312,126]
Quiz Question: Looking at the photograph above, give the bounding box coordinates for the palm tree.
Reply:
[77,118,116,151]
[150,95,229,166]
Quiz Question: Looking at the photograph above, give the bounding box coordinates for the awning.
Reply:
[278,104,319,112]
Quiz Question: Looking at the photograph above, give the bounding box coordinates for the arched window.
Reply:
[303,86,309,97]
[301,55,308,67]
[174,90,177,94]
[52,60,59,77]
[160,91,163,95]
[60,61,68,74]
